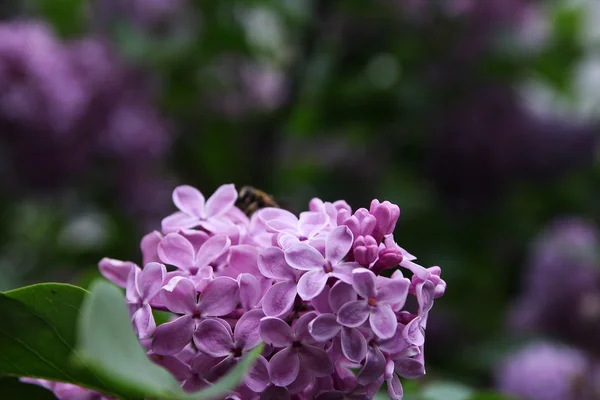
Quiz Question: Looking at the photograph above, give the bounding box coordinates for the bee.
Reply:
[236,186,279,216]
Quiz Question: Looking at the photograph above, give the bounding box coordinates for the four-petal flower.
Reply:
[337,269,410,339]
[285,226,359,300]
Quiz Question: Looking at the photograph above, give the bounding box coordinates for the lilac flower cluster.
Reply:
[495,341,600,400]
[509,218,600,355]
[26,184,444,399]
[0,20,171,222]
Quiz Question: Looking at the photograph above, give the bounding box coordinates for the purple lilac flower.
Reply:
[25,184,445,399]
[285,226,360,300]
[431,86,599,209]
[495,341,600,400]
[337,269,410,339]
[0,20,172,225]
[126,262,166,339]
[162,185,238,234]
[152,275,240,355]
[509,218,600,354]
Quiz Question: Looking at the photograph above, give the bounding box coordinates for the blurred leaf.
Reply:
[470,391,514,400]
[421,381,475,400]
[77,280,264,400]
[28,0,86,37]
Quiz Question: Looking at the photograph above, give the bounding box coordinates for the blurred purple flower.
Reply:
[495,341,600,400]
[431,87,599,209]
[510,218,600,354]
[0,20,172,224]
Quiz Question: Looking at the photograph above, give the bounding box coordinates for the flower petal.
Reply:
[416,280,436,315]
[277,233,301,249]
[325,226,353,264]
[337,300,370,328]
[262,281,297,317]
[298,211,329,239]
[267,219,298,234]
[161,212,199,233]
[308,314,341,342]
[238,273,261,310]
[98,258,136,288]
[205,184,237,218]
[378,325,406,354]
[394,356,425,379]
[158,233,195,269]
[329,281,357,314]
[193,319,234,357]
[260,317,293,347]
[257,207,298,225]
[330,262,357,284]
[402,316,425,346]
[126,266,142,303]
[285,243,325,271]
[132,304,156,339]
[269,347,299,387]
[173,185,205,218]
[298,345,333,377]
[293,311,317,341]
[311,285,333,314]
[286,366,312,394]
[234,309,265,351]
[199,277,239,317]
[357,346,386,385]
[138,262,166,300]
[245,355,270,393]
[152,315,194,355]
[148,354,191,381]
[140,231,162,265]
[352,268,377,299]
[370,304,398,339]
[195,234,230,268]
[297,269,329,301]
[228,245,260,277]
[376,276,410,306]
[386,371,403,400]
[341,327,367,363]
[258,247,295,280]
[160,276,196,315]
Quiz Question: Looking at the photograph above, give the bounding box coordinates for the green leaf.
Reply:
[77,280,264,400]
[0,283,116,396]
[1,281,262,399]
[76,280,182,399]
